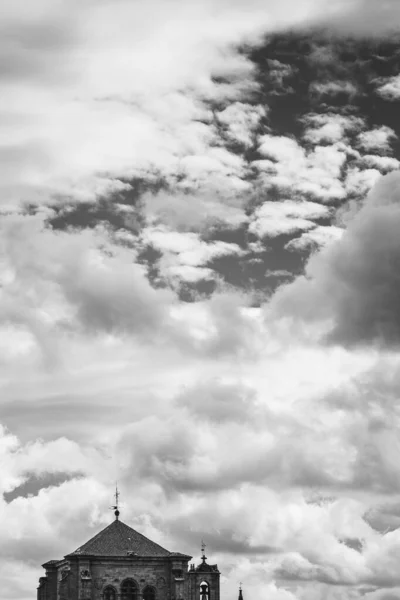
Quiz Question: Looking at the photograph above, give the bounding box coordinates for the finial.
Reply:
[201,539,207,562]
[112,483,120,520]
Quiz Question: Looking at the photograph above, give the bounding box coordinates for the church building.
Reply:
[37,507,222,600]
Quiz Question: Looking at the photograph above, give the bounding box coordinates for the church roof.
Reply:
[67,519,172,558]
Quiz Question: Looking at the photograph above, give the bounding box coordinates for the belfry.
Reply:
[37,506,221,600]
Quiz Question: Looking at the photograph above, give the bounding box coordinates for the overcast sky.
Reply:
[3,1,400,599]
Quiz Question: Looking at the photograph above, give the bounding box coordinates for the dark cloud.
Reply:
[249,31,400,138]
[31,30,400,299]
[272,171,400,347]
[365,502,400,535]
[4,472,83,503]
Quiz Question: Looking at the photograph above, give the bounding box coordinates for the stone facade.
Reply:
[187,559,220,600]
[37,518,220,600]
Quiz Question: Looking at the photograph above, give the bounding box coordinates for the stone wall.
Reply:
[53,555,190,600]
[89,557,173,600]
[40,554,221,600]
[187,570,220,600]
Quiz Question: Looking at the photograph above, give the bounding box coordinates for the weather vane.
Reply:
[111,483,120,520]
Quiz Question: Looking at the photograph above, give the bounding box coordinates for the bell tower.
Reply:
[187,542,220,600]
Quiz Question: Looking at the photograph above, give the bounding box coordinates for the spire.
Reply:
[238,583,243,600]
[111,483,120,520]
[201,539,207,563]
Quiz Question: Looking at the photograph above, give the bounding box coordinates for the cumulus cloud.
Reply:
[255,135,347,201]
[357,127,397,154]
[0,0,362,212]
[376,75,400,101]
[271,171,400,348]
[285,225,343,252]
[345,167,382,197]
[216,102,267,147]
[360,155,399,173]
[0,213,176,354]
[302,114,364,144]
[143,189,249,232]
[4,2,400,600]
[266,59,296,94]
[142,226,244,283]
[309,80,358,98]
[249,200,331,238]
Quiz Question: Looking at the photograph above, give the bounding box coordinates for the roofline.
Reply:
[69,518,173,558]
[64,553,190,560]
[42,560,63,569]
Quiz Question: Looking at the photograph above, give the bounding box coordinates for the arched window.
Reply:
[121,579,138,600]
[103,586,116,600]
[143,586,156,600]
[200,581,209,600]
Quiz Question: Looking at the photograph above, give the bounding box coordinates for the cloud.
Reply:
[0,560,42,600]
[142,226,244,284]
[309,80,359,98]
[255,135,348,201]
[376,75,400,100]
[323,0,400,36]
[0,213,176,354]
[357,127,397,154]
[266,59,296,95]
[345,168,382,197]
[0,211,263,369]
[359,156,399,173]
[1,321,398,599]
[285,226,343,252]
[0,0,363,212]
[216,102,267,147]
[302,114,364,144]
[143,189,249,232]
[0,424,100,497]
[1,0,264,208]
[4,4,400,600]
[271,171,400,348]
[249,200,331,238]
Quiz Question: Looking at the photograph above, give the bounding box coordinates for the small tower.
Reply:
[187,541,220,600]
[238,583,244,600]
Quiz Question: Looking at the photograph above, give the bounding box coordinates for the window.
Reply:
[143,586,156,600]
[200,581,209,600]
[103,587,116,600]
[121,579,138,600]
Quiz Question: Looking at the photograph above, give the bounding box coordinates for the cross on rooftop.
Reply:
[112,483,120,520]
[201,539,207,562]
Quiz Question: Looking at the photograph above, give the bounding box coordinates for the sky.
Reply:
[3,0,400,599]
